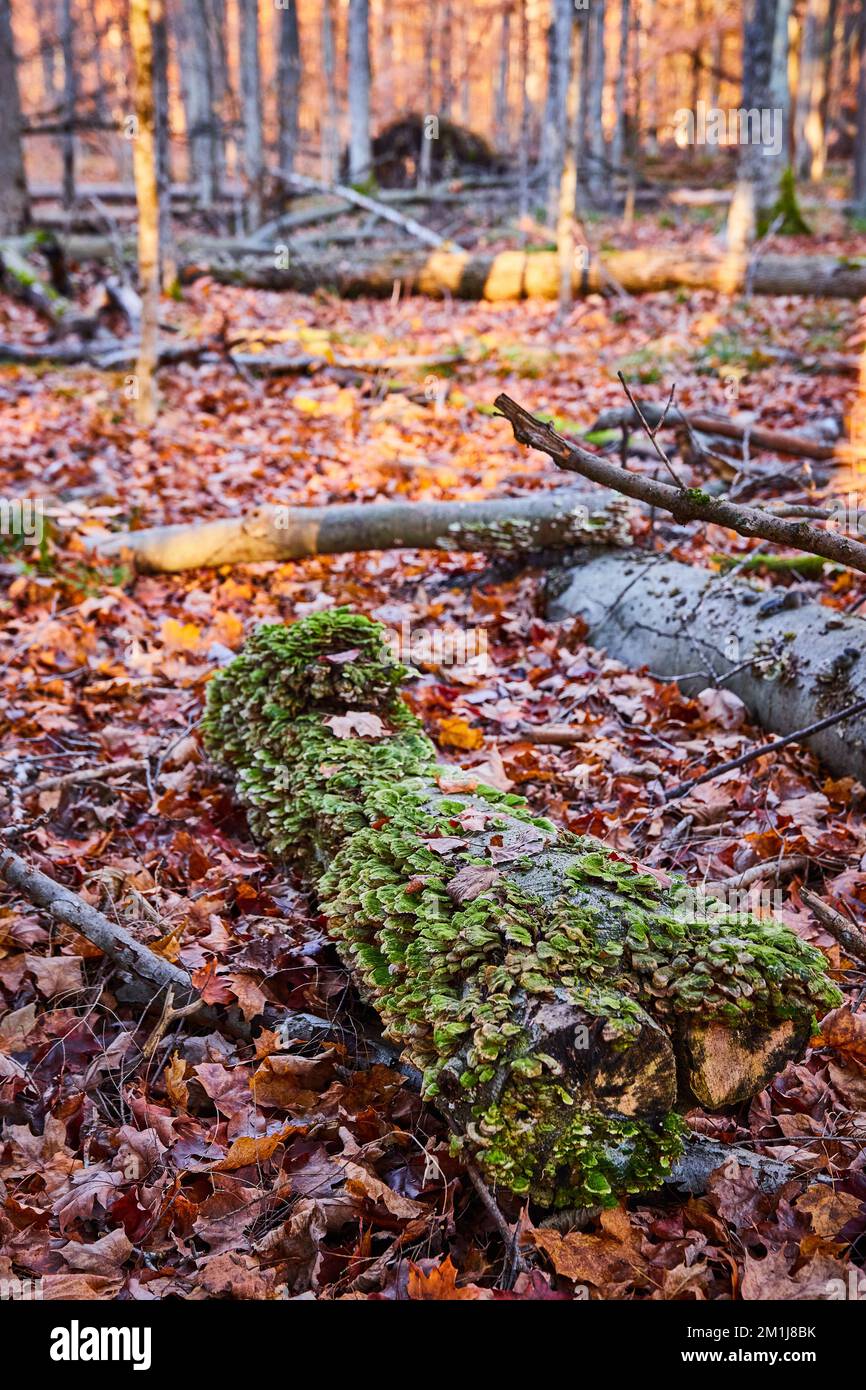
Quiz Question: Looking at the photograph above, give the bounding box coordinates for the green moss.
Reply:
[203,609,841,1207]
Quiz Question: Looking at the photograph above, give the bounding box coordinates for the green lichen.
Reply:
[203,608,841,1208]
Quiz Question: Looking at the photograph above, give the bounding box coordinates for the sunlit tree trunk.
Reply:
[205,0,230,187]
[795,0,831,180]
[439,0,453,119]
[130,0,160,428]
[277,0,301,176]
[240,0,263,227]
[61,0,76,208]
[0,0,29,235]
[348,0,372,183]
[611,0,630,172]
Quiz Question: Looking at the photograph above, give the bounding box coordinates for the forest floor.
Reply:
[2,225,866,1299]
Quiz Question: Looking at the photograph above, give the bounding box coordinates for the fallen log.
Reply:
[35,236,866,301]
[546,550,866,783]
[202,608,841,1207]
[91,492,630,573]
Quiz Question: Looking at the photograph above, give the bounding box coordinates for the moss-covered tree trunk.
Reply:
[203,610,840,1208]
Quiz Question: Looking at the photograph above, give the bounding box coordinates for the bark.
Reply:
[201,608,839,1207]
[419,4,435,189]
[517,0,530,216]
[92,491,629,572]
[130,0,160,427]
[557,15,582,316]
[0,0,29,235]
[347,0,372,184]
[495,3,512,140]
[546,550,866,783]
[239,0,264,228]
[277,0,301,176]
[321,0,339,184]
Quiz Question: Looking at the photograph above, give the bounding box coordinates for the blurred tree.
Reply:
[0,0,28,235]
[240,0,263,225]
[130,0,160,427]
[175,0,218,205]
[795,0,831,180]
[277,0,301,176]
[348,0,372,183]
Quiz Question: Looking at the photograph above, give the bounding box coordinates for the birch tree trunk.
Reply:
[130,0,160,428]
[0,0,29,235]
[277,0,301,176]
[419,4,435,188]
[546,0,573,223]
[240,0,264,228]
[348,0,372,184]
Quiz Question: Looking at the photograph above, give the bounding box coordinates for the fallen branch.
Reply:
[0,843,199,1007]
[800,887,866,966]
[90,491,627,573]
[590,402,837,463]
[275,171,467,254]
[662,696,866,802]
[495,393,866,576]
[23,757,146,795]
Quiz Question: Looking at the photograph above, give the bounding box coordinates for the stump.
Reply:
[202,609,840,1208]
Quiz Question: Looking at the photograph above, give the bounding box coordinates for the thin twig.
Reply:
[800,886,866,966]
[663,696,866,802]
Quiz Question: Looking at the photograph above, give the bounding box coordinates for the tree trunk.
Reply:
[92,490,629,572]
[201,609,839,1207]
[348,0,372,184]
[557,13,582,316]
[546,0,573,222]
[727,0,789,254]
[175,0,218,205]
[152,0,176,288]
[495,3,512,140]
[795,0,831,181]
[321,0,339,184]
[517,0,530,217]
[611,0,630,173]
[60,0,76,209]
[277,0,301,176]
[419,4,435,188]
[130,0,160,428]
[586,0,607,198]
[200,243,866,300]
[0,0,29,235]
[855,4,866,210]
[239,0,264,228]
[547,550,866,783]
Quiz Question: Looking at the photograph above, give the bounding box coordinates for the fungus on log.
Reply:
[202,609,841,1208]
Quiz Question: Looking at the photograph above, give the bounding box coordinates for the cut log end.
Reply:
[682,1017,811,1109]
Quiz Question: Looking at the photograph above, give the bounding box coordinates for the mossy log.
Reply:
[202,609,840,1208]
